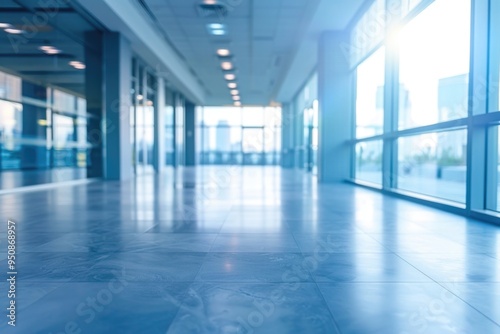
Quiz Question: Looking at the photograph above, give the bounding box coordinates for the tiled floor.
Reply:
[1,166,500,333]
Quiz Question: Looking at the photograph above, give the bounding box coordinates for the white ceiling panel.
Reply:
[141,0,364,105]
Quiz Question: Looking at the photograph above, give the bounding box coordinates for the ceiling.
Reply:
[0,0,365,104]
[140,0,365,106]
[0,0,99,97]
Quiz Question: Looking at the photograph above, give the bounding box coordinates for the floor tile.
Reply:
[319,282,500,333]
[167,283,340,334]
[210,234,300,252]
[196,252,314,283]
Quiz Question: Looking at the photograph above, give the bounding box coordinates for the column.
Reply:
[184,100,196,166]
[154,77,165,173]
[317,31,354,182]
[85,31,132,180]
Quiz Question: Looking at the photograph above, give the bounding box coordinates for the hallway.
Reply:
[1,167,500,333]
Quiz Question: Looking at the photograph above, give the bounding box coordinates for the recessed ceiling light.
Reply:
[217,49,230,57]
[69,61,86,69]
[0,23,12,29]
[211,29,226,36]
[224,74,236,81]
[4,28,24,34]
[39,45,54,51]
[230,89,239,95]
[232,96,240,101]
[208,23,224,30]
[228,82,237,89]
[234,101,241,106]
[221,62,233,70]
[45,48,62,54]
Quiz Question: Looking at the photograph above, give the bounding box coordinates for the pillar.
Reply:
[317,31,354,182]
[154,77,165,172]
[85,31,132,180]
[184,100,196,166]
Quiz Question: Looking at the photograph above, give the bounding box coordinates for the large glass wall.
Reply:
[0,70,90,187]
[349,0,474,204]
[198,106,282,165]
[355,47,385,139]
[486,126,500,212]
[394,0,470,203]
[397,130,467,202]
[487,0,500,214]
[354,45,385,185]
[398,0,470,129]
[355,140,383,185]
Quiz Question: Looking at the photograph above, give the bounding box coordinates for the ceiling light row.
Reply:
[217,48,241,106]
[0,23,25,34]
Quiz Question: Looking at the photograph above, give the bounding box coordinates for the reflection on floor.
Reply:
[0,166,500,333]
[0,168,87,190]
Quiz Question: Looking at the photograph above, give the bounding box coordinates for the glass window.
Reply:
[496,127,500,212]
[398,0,471,129]
[355,140,383,185]
[53,90,76,113]
[53,114,76,167]
[400,0,425,18]
[356,47,385,138]
[242,128,263,153]
[0,99,23,169]
[489,0,500,113]
[350,0,386,68]
[76,98,86,116]
[264,107,281,128]
[242,107,264,126]
[487,126,500,212]
[0,72,21,102]
[53,114,75,147]
[397,129,467,203]
[198,107,281,165]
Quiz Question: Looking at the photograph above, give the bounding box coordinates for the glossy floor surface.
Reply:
[1,167,500,333]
